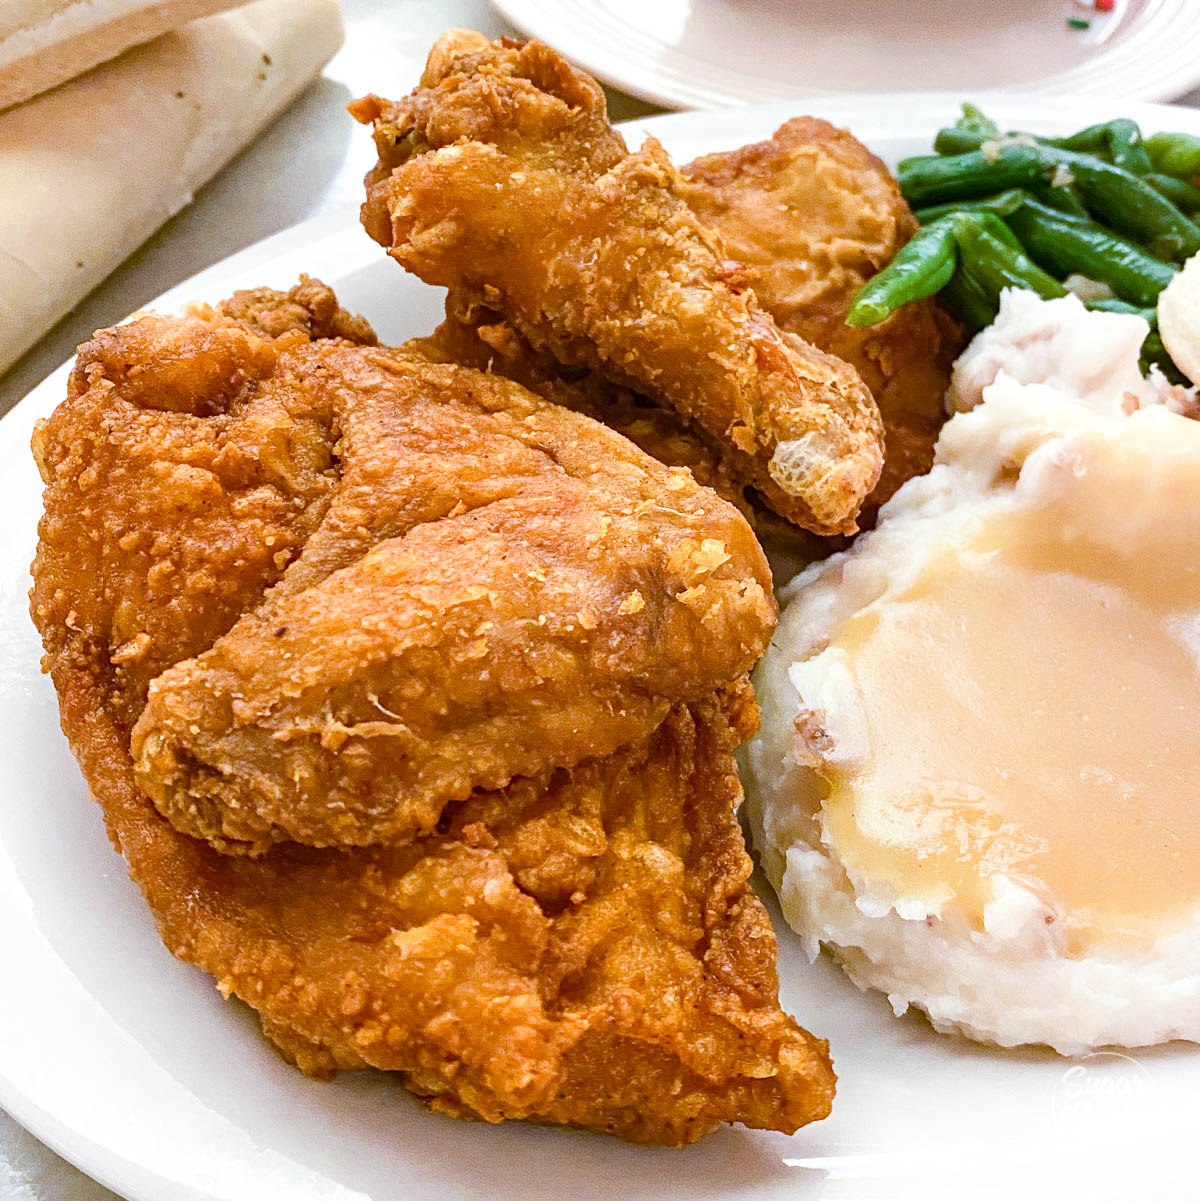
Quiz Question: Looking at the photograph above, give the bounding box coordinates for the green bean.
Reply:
[1030,180,1089,217]
[846,218,958,326]
[933,127,991,155]
[1085,298,1158,324]
[1046,119,1152,174]
[1005,199,1177,307]
[931,129,1040,156]
[1145,173,1200,213]
[913,115,1191,253]
[917,185,1089,225]
[954,216,1068,302]
[955,102,1000,137]
[1053,150,1200,262]
[1141,330,1188,383]
[898,144,1049,207]
[849,208,1070,328]
[1145,131,1200,178]
[916,191,1177,307]
[940,262,998,333]
[891,103,1196,375]
[914,190,1028,224]
[964,210,1025,250]
[847,210,1038,327]
[932,118,1151,173]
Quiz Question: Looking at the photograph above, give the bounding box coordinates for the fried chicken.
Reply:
[351,30,883,537]
[44,285,768,859]
[680,117,964,514]
[414,293,819,548]
[109,309,773,856]
[30,279,835,1144]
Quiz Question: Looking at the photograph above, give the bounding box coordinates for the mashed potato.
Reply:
[746,291,1200,1054]
[948,289,1194,416]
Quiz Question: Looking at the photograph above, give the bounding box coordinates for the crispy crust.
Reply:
[38,289,774,855]
[30,279,835,1144]
[50,661,834,1144]
[681,117,964,517]
[352,32,883,536]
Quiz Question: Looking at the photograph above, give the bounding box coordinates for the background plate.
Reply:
[1,94,1198,1201]
[493,0,1200,109]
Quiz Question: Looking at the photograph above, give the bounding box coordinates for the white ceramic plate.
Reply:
[493,0,1200,110]
[2,94,1198,1201]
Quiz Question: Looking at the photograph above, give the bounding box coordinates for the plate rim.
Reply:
[6,91,1200,1201]
[492,0,1200,111]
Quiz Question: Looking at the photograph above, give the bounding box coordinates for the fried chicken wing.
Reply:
[47,293,773,856]
[351,30,883,536]
[31,280,835,1144]
[680,117,964,513]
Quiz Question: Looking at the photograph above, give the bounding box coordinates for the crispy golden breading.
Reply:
[218,274,379,344]
[38,292,774,857]
[31,280,355,735]
[351,30,883,536]
[31,280,835,1143]
[680,118,964,514]
[415,295,822,552]
[49,657,834,1144]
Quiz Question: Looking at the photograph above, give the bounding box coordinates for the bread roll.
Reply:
[0,0,249,112]
[0,0,343,375]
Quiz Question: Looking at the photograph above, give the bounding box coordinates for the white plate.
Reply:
[493,0,1200,110]
[2,94,1198,1201]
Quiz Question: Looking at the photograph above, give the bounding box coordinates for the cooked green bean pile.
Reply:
[848,104,1200,379]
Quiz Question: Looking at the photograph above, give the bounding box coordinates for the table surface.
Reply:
[2,1,1198,1197]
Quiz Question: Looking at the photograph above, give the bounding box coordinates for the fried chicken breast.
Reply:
[351,30,883,536]
[30,279,835,1144]
[680,117,963,514]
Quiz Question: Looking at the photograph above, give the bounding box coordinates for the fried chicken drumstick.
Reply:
[30,280,835,1144]
[420,113,962,536]
[352,30,884,536]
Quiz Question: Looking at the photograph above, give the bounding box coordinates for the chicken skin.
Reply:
[352,30,883,536]
[108,308,773,856]
[30,280,835,1144]
[680,117,963,514]
[414,293,818,546]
